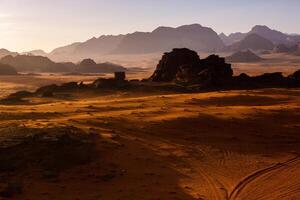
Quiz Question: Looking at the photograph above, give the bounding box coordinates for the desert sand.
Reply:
[0,84,300,199]
[0,52,300,199]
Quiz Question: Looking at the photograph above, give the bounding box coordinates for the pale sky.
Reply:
[0,0,299,52]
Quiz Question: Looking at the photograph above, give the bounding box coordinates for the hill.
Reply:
[226,50,263,63]
[0,63,18,75]
[76,59,126,73]
[226,34,274,51]
[0,55,73,72]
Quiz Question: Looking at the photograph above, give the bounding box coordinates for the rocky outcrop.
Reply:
[150,48,232,87]
[149,48,300,89]
[149,48,201,82]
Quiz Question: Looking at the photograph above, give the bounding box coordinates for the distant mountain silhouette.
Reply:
[221,25,300,47]
[49,42,81,61]
[24,49,48,56]
[0,55,73,72]
[226,34,274,51]
[0,55,127,73]
[113,24,224,54]
[219,32,246,46]
[0,49,18,59]
[2,24,300,63]
[48,24,224,61]
[0,63,18,75]
[49,36,125,61]
[249,25,298,45]
[226,50,263,63]
[76,58,126,73]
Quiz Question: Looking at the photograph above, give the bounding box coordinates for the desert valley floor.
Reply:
[0,52,300,200]
[0,86,300,200]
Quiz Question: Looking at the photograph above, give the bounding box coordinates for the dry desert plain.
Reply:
[0,52,300,200]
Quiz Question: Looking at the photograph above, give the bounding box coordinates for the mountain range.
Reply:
[220,25,300,46]
[1,24,300,62]
[0,55,126,73]
[46,24,224,61]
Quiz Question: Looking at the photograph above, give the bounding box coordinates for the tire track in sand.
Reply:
[228,155,300,200]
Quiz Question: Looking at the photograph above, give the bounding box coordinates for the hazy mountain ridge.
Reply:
[0,55,126,73]
[220,25,300,46]
[225,33,274,51]
[0,49,18,59]
[0,63,18,75]
[23,49,48,56]
[47,24,224,61]
[2,24,300,64]
[113,24,224,54]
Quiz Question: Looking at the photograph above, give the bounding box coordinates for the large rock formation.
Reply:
[150,48,232,87]
[149,48,201,82]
